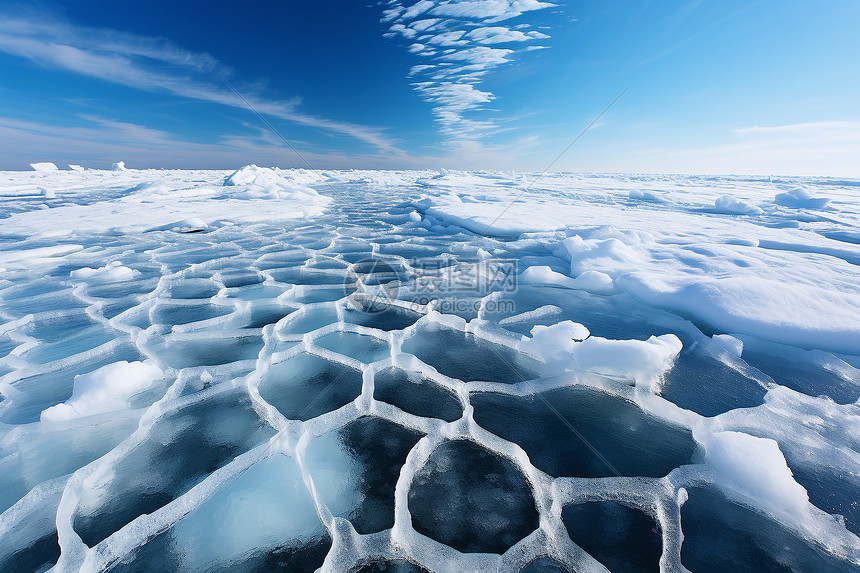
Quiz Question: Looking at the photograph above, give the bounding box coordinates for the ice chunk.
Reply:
[305,417,424,534]
[224,164,323,201]
[68,164,85,171]
[521,321,682,387]
[70,261,140,283]
[520,320,590,364]
[112,161,128,171]
[30,162,58,172]
[709,333,743,357]
[145,217,208,233]
[701,430,810,516]
[40,360,163,422]
[402,323,541,383]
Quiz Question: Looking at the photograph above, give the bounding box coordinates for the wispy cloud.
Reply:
[381,0,554,141]
[0,12,401,153]
[0,114,428,170]
[624,121,860,177]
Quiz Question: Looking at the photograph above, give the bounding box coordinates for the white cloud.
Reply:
[425,31,468,46]
[428,0,556,22]
[388,23,418,39]
[404,0,437,19]
[408,64,436,76]
[582,121,860,177]
[439,46,513,65]
[733,121,860,139]
[411,19,444,32]
[466,26,549,43]
[0,13,401,153]
[382,0,553,141]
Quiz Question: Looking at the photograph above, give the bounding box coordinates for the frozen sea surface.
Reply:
[0,166,859,572]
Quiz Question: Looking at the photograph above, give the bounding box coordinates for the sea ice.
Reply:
[0,166,858,572]
[29,162,58,173]
[40,360,163,422]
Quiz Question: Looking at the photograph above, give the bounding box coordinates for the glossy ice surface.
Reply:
[1,166,859,572]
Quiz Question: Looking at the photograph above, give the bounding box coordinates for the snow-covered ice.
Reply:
[1,166,859,572]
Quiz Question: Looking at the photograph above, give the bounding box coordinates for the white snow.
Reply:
[700,430,810,517]
[69,261,139,283]
[714,194,764,215]
[40,360,163,422]
[774,186,830,209]
[409,171,860,355]
[520,320,683,388]
[30,162,58,172]
[0,165,332,236]
[1,166,858,571]
[519,265,614,294]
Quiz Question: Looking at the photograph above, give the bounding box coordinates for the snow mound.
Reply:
[70,261,139,283]
[701,431,810,517]
[40,361,163,422]
[714,194,763,215]
[774,187,830,209]
[519,265,614,294]
[112,161,128,171]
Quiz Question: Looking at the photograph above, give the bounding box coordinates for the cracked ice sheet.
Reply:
[411,171,860,355]
[0,166,859,572]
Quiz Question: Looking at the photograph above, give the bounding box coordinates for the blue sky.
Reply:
[1,0,858,175]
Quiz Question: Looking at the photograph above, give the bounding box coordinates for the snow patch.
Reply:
[40,360,163,422]
[701,430,810,517]
[70,261,140,283]
[30,162,58,172]
[519,265,614,294]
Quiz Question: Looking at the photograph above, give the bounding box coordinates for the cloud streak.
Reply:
[0,115,429,170]
[0,13,401,153]
[381,0,554,141]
